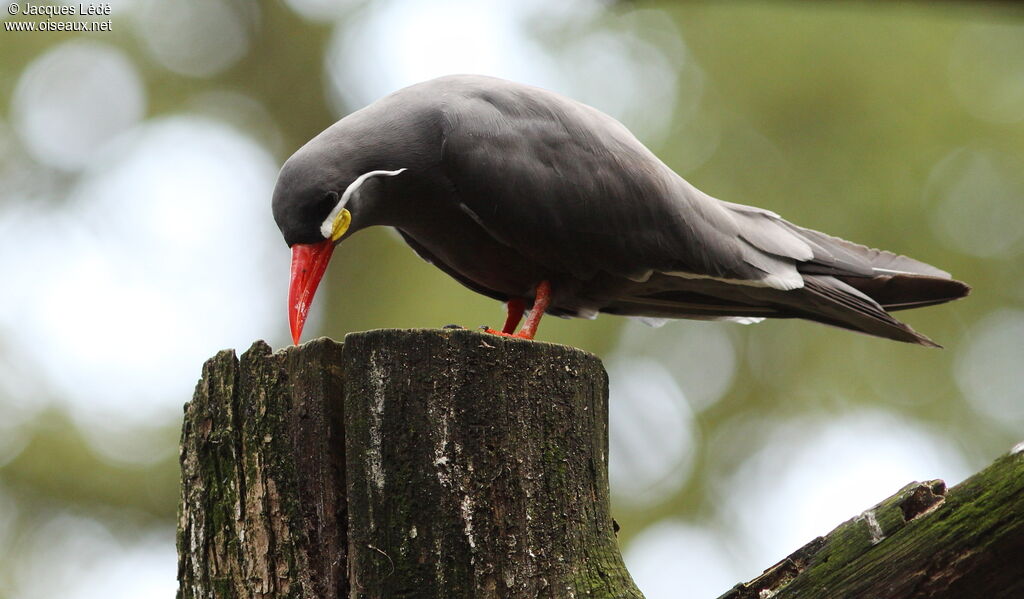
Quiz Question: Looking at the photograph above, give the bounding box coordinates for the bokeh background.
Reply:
[1,1,1023,597]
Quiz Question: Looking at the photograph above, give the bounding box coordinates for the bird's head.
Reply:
[272,146,406,345]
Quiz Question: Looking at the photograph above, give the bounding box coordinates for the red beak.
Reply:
[288,239,335,345]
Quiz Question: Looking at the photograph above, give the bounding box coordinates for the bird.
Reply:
[272,74,969,346]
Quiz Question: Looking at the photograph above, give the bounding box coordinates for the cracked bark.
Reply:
[177,338,347,599]
[177,328,642,599]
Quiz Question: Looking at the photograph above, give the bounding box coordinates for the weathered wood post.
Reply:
[177,337,348,598]
[177,328,643,599]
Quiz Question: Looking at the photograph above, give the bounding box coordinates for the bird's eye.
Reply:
[319,189,353,240]
[320,190,340,214]
[308,191,342,240]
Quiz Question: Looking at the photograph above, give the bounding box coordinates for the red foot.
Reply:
[481,282,552,340]
[502,299,526,334]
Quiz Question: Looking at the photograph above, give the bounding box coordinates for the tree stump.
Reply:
[177,328,643,599]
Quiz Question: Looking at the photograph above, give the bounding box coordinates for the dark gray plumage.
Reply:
[273,74,969,346]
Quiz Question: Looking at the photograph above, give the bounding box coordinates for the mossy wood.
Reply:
[178,327,1022,599]
[719,448,1024,599]
[177,338,347,599]
[177,328,643,599]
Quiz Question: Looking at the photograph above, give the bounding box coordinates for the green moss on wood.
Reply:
[721,450,1024,599]
[179,329,644,597]
[342,328,644,599]
[178,338,347,599]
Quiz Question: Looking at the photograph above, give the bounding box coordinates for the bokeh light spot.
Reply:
[718,411,970,578]
[927,147,1024,259]
[0,116,284,432]
[625,521,743,599]
[949,23,1024,125]
[955,310,1024,429]
[615,321,737,411]
[12,514,174,599]
[608,358,696,507]
[12,41,145,171]
[134,0,255,77]
[325,0,681,144]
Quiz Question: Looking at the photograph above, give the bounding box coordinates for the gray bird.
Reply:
[273,74,969,345]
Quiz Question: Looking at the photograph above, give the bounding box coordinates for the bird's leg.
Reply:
[515,280,551,340]
[482,299,526,336]
[502,299,526,334]
[481,281,551,339]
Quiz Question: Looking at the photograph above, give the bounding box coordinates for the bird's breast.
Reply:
[397,201,556,300]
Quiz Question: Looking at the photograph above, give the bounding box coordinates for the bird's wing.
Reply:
[438,87,814,289]
[719,200,959,281]
[437,80,959,297]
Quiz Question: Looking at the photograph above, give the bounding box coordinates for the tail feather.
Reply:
[840,274,971,312]
[794,275,941,347]
[602,272,963,347]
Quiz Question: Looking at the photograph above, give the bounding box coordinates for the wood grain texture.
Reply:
[178,329,642,599]
[342,328,642,599]
[178,338,347,599]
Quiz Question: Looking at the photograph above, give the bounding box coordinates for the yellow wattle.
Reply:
[331,209,351,241]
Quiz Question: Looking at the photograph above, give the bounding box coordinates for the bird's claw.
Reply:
[480,326,536,339]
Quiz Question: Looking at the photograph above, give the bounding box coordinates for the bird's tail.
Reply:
[781,225,970,347]
[598,216,970,346]
[790,274,967,347]
[840,273,970,312]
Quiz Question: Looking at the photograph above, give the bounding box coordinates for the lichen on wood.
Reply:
[177,338,347,599]
[343,328,642,599]
[178,329,643,599]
